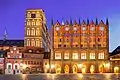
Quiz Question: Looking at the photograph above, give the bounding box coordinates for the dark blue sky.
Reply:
[0,0,120,52]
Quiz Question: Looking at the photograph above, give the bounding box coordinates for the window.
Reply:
[56,27,59,31]
[73,27,77,30]
[98,52,104,59]
[100,26,104,31]
[81,52,86,59]
[90,27,95,31]
[90,53,95,59]
[31,14,36,18]
[31,28,35,36]
[64,52,69,59]
[27,39,30,46]
[72,52,78,59]
[65,27,69,31]
[82,27,86,30]
[36,28,40,36]
[31,39,35,46]
[15,65,18,69]
[58,44,61,48]
[8,65,12,69]
[27,28,30,35]
[55,52,61,59]
[36,39,40,47]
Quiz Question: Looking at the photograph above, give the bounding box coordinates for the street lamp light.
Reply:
[22,64,27,69]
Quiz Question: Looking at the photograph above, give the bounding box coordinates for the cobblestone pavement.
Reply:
[0,73,120,80]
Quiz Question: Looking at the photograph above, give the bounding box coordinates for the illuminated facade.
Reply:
[5,46,23,74]
[51,19,109,73]
[24,9,50,52]
[22,47,44,74]
[110,46,120,73]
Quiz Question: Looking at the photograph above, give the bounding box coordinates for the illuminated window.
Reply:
[27,28,30,35]
[17,51,19,53]
[98,52,104,59]
[27,13,31,18]
[55,52,61,59]
[90,53,95,59]
[90,27,95,31]
[8,55,10,58]
[72,52,78,59]
[56,27,59,31]
[64,52,69,59]
[19,55,22,58]
[11,51,13,53]
[27,39,30,46]
[65,27,69,31]
[31,39,35,46]
[31,28,35,35]
[81,52,86,59]
[13,47,16,50]
[82,26,86,30]
[73,27,77,30]
[36,39,40,47]
[36,28,40,36]
[100,26,104,31]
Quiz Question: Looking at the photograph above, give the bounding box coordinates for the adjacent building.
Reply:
[22,47,44,74]
[51,19,109,73]
[5,46,23,74]
[110,46,120,73]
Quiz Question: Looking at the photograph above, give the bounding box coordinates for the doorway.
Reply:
[73,64,78,73]
[64,65,69,74]
[55,64,61,74]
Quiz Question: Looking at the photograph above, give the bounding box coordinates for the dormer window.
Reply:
[65,27,69,31]
[82,26,86,30]
[100,26,104,31]
[90,27,95,31]
[56,27,59,31]
[73,27,77,31]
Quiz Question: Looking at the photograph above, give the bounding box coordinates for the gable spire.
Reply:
[96,18,98,25]
[79,18,80,25]
[51,18,54,26]
[4,27,7,40]
[70,18,72,25]
[106,17,109,26]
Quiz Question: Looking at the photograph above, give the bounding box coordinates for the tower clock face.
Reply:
[56,27,59,31]
[100,26,104,31]
[90,27,94,31]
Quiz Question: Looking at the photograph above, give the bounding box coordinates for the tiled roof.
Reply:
[0,40,24,47]
[110,46,120,56]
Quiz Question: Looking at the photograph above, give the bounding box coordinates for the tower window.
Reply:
[58,44,61,48]
[31,14,36,18]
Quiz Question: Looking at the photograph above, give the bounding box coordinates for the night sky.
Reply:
[0,0,120,52]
